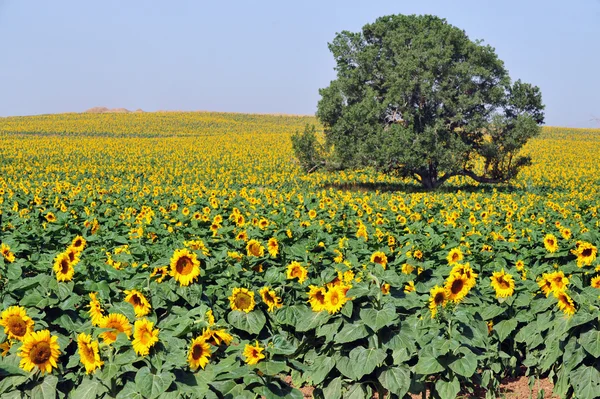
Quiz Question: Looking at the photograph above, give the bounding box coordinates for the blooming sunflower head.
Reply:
[323,285,348,314]
[99,313,132,344]
[246,239,264,257]
[18,330,60,374]
[307,285,327,312]
[554,290,576,316]
[132,318,159,356]
[259,287,282,312]
[77,332,103,374]
[170,248,201,286]
[490,269,515,298]
[123,289,152,317]
[201,328,233,346]
[229,288,256,313]
[267,238,279,257]
[548,271,569,292]
[1,243,16,263]
[286,261,308,284]
[53,252,75,282]
[0,306,35,341]
[572,241,597,267]
[243,341,265,365]
[537,274,554,297]
[446,248,463,265]
[543,234,559,253]
[370,251,388,269]
[445,273,471,303]
[188,336,211,370]
[70,235,86,253]
[429,285,447,318]
[591,275,600,289]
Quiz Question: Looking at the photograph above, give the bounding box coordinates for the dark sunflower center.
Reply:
[176,256,193,275]
[68,251,76,262]
[497,277,510,289]
[315,291,325,303]
[131,295,142,307]
[30,342,51,365]
[329,292,340,305]
[192,344,205,360]
[451,279,464,294]
[7,315,27,337]
[264,292,274,303]
[582,248,593,257]
[81,343,94,361]
[434,292,445,305]
[291,267,302,278]
[234,293,252,310]
[139,328,151,344]
[548,239,555,246]
[249,244,260,256]
[61,259,70,274]
[452,253,459,262]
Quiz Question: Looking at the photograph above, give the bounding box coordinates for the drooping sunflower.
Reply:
[99,313,132,344]
[307,285,327,312]
[370,251,388,269]
[123,289,152,317]
[323,285,348,314]
[490,269,515,298]
[286,261,308,284]
[267,238,279,257]
[77,332,103,374]
[554,290,576,316]
[0,243,15,263]
[70,235,86,253]
[571,241,597,267]
[201,328,233,346]
[543,234,559,253]
[53,252,74,282]
[19,330,60,374]
[229,288,256,313]
[132,319,159,356]
[243,341,265,365]
[187,336,211,370]
[0,306,35,341]
[87,292,106,326]
[548,271,569,292]
[591,275,600,289]
[170,248,201,286]
[259,287,283,312]
[246,239,264,257]
[429,285,448,318]
[446,248,463,265]
[445,273,471,303]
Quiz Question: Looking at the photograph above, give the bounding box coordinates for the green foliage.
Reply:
[308,14,545,189]
[291,124,325,173]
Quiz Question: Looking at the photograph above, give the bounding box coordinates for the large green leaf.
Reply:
[435,377,460,399]
[30,375,58,399]
[72,378,107,399]
[348,346,387,380]
[493,319,518,342]
[227,310,266,334]
[378,366,410,397]
[307,356,336,385]
[448,348,477,377]
[579,330,600,358]
[335,322,369,344]
[570,365,600,399]
[295,308,331,332]
[414,353,444,375]
[135,367,175,399]
[359,305,398,332]
[322,377,342,399]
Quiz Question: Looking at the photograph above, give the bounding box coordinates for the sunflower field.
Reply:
[1,112,600,399]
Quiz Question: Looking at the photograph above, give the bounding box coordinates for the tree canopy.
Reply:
[293,14,544,189]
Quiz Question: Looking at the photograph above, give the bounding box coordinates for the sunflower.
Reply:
[53,252,74,282]
[369,251,388,269]
[267,238,279,257]
[543,234,559,253]
[87,292,106,326]
[70,235,86,253]
[307,285,327,312]
[229,287,256,313]
[381,283,391,295]
[132,319,159,356]
[413,249,423,260]
[490,269,515,298]
[18,330,60,374]
[170,248,201,286]
[236,231,248,241]
[0,306,34,341]
[187,336,211,370]
[206,309,215,326]
[446,248,463,265]
[45,212,56,223]
[450,263,478,289]
[0,340,11,357]
[64,247,81,265]
[99,313,132,344]
[571,241,597,267]
[323,285,348,314]
[201,328,233,346]
[259,287,283,312]
[401,264,415,274]
[554,290,576,316]
[246,239,264,257]
[0,243,15,263]
[445,273,471,303]
[561,228,572,240]
[404,281,415,294]
[429,285,448,318]
[515,260,525,271]
[537,274,554,297]
[548,271,569,292]
[123,289,152,317]
[243,341,265,365]
[286,261,308,283]
[591,276,600,288]
[77,333,103,374]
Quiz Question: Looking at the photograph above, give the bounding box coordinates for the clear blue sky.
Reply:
[1,0,599,127]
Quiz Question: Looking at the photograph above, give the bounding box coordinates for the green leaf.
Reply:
[227,310,266,334]
[256,361,288,376]
[343,383,366,399]
[295,308,331,332]
[436,377,460,399]
[359,305,398,332]
[493,319,518,342]
[270,334,298,355]
[30,374,58,399]
[348,346,387,380]
[570,365,600,399]
[135,367,175,399]
[72,378,106,399]
[448,348,477,377]
[579,330,600,358]
[323,377,342,399]
[414,354,444,375]
[378,366,410,397]
[307,356,336,385]
[335,322,369,344]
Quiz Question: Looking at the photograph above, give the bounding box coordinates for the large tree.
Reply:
[293,14,544,189]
